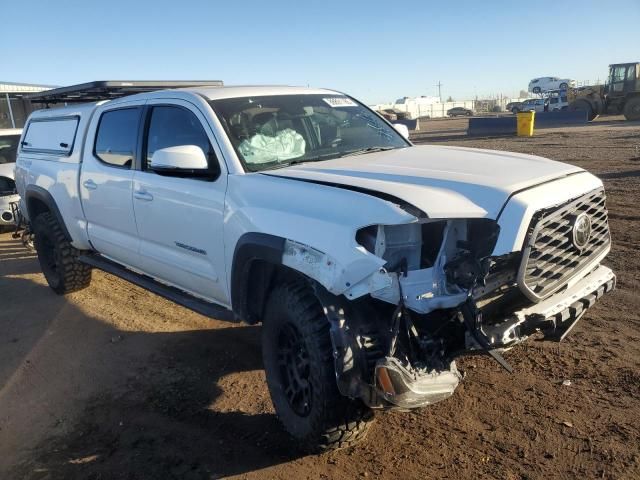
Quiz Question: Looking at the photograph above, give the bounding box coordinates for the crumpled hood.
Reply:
[262,145,584,218]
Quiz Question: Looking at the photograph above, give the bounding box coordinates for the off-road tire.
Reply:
[262,282,374,452]
[32,212,92,294]
[623,97,640,121]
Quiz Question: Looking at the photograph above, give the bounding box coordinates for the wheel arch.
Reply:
[231,232,308,324]
[24,186,72,242]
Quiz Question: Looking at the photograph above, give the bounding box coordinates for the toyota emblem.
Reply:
[572,213,592,250]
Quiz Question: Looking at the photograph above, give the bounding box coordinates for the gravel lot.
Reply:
[1,117,639,479]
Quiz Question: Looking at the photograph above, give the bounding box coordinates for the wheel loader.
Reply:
[568,62,640,121]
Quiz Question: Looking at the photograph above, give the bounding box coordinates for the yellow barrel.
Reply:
[517,111,535,137]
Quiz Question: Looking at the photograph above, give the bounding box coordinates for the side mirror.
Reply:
[393,123,410,139]
[150,145,213,178]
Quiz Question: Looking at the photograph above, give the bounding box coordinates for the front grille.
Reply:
[518,188,611,301]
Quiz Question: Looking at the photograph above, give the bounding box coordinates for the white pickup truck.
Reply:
[15,85,615,451]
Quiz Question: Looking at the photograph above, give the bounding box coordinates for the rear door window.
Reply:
[94,108,141,168]
[22,117,79,155]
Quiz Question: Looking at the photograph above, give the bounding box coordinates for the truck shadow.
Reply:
[0,237,40,276]
[19,325,302,479]
[0,236,305,479]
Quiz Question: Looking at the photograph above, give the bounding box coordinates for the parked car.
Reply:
[547,92,569,111]
[447,106,473,117]
[512,98,545,113]
[528,77,576,94]
[0,128,22,226]
[15,85,615,452]
[0,128,21,165]
[506,101,523,112]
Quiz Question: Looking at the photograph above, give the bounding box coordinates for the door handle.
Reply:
[83,179,97,190]
[134,190,154,201]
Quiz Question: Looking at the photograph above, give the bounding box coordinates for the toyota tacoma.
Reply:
[14,85,615,451]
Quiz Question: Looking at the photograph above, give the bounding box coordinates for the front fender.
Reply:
[224,173,416,299]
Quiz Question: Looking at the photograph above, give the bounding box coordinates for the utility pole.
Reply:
[435,81,442,102]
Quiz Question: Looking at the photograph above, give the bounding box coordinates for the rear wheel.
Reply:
[623,97,640,121]
[32,212,92,294]
[559,82,568,90]
[262,282,374,452]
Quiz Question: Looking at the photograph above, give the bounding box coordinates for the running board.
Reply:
[79,254,233,321]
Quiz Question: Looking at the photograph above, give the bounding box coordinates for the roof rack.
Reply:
[26,80,224,105]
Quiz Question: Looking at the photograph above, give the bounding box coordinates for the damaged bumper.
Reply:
[368,264,615,410]
[481,264,616,348]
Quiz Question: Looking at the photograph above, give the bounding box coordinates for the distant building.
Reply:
[394,95,441,106]
[0,82,55,129]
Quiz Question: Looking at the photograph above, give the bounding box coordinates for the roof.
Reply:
[25,80,224,104]
[189,85,338,100]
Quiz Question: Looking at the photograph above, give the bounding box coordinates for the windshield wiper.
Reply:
[340,146,396,158]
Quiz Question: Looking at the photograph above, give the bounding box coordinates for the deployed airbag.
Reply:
[239,129,306,164]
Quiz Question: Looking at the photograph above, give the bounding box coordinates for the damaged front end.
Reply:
[306,200,614,410]
[307,217,508,409]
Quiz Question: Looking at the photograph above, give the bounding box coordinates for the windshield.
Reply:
[0,134,20,164]
[210,94,409,172]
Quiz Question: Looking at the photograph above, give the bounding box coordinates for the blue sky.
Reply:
[2,0,639,104]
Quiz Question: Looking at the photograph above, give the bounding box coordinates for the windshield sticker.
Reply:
[323,97,357,108]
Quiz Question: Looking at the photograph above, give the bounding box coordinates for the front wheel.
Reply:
[623,97,640,121]
[533,87,541,94]
[262,282,374,452]
[569,99,596,121]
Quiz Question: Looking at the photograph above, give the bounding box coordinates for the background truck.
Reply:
[568,62,640,121]
[15,83,615,452]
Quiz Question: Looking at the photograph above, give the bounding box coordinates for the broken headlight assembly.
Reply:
[355,218,501,312]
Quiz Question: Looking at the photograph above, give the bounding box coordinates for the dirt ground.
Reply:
[1,117,639,479]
